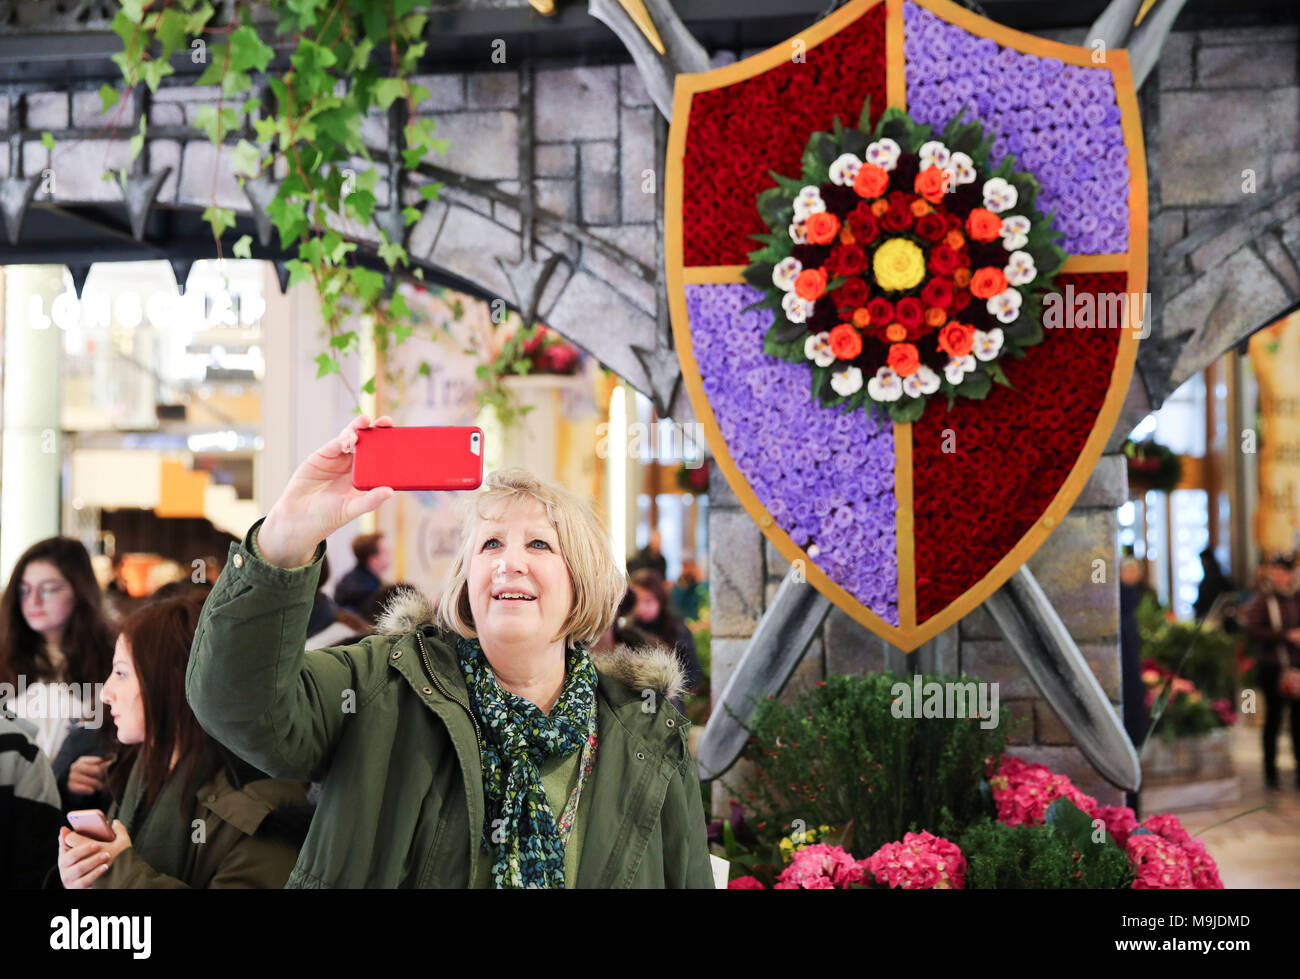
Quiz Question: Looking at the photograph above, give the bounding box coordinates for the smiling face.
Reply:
[467,498,573,649]
[19,560,76,642]
[101,635,145,745]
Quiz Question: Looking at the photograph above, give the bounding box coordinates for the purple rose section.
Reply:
[686,283,899,625]
[902,0,1131,256]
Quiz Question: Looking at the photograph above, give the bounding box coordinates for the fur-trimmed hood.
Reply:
[374,587,688,705]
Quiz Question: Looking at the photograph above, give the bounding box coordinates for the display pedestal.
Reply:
[1140,729,1241,811]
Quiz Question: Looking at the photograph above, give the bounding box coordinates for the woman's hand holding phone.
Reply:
[258,415,397,569]
[58,819,131,888]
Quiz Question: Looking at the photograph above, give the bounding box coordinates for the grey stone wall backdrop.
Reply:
[705,24,1300,817]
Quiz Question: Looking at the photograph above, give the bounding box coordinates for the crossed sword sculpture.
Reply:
[590,0,1193,792]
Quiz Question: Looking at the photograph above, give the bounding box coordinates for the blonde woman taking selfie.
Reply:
[186,416,712,888]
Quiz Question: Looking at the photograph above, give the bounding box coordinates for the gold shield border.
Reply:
[665,0,1148,651]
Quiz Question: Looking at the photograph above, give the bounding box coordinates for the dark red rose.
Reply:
[867,296,894,326]
[952,290,972,312]
[921,277,954,309]
[928,244,959,276]
[895,296,925,328]
[882,207,912,232]
[849,208,881,243]
[914,212,947,242]
[830,244,867,277]
[834,276,870,308]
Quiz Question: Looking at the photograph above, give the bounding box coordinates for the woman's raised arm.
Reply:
[185,416,396,780]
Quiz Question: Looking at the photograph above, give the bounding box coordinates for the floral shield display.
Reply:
[665,0,1148,651]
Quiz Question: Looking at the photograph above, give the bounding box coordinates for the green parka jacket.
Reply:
[186,520,714,888]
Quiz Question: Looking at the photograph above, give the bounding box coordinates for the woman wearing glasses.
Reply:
[0,538,116,772]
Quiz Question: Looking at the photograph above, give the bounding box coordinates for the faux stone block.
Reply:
[26,92,67,130]
[543,270,657,383]
[1153,208,1186,252]
[535,66,618,142]
[619,62,654,107]
[959,640,1041,699]
[580,140,619,225]
[1074,454,1129,508]
[620,105,657,224]
[432,111,518,181]
[534,142,576,178]
[72,90,136,129]
[1159,31,1195,88]
[579,225,656,315]
[778,639,824,706]
[1002,699,1036,745]
[1197,25,1298,45]
[428,204,522,299]
[411,74,465,113]
[823,606,888,676]
[1166,247,1291,360]
[1197,42,1299,88]
[1160,89,1300,206]
[707,509,763,638]
[709,638,750,704]
[708,459,740,508]
[149,103,184,127]
[533,177,577,222]
[1026,510,1120,641]
[466,70,518,109]
[406,198,449,258]
[765,538,789,581]
[49,140,132,202]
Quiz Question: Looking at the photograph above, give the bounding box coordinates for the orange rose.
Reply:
[828,323,863,360]
[887,342,921,377]
[969,266,1008,299]
[952,267,972,288]
[854,163,890,199]
[944,229,965,250]
[909,199,932,217]
[913,166,950,205]
[851,307,872,328]
[805,211,841,245]
[965,208,1003,243]
[924,306,947,328]
[839,225,856,245]
[884,323,907,342]
[870,199,890,217]
[794,268,828,301]
[936,321,975,358]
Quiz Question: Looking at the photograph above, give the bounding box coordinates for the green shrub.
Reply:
[728,671,1020,857]
[959,816,1134,889]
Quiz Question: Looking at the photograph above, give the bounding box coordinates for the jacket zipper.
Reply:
[416,631,484,755]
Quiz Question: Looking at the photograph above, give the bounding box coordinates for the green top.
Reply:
[471,746,591,888]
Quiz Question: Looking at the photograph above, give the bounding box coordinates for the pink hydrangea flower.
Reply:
[986,754,1099,826]
[1095,804,1138,850]
[863,831,966,889]
[1132,813,1222,889]
[728,875,766,889]
[773,844,867,889]
[1127,833,1193,889]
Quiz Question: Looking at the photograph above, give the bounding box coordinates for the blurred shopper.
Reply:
[0,538,115,763]
[1194,548,1234,620]
[670,554,705,624]
[57,593,311,889]
[1240,553,1300,791]
[0,707,65,888]
[630,569,704,712]
[335,532,391,613]
[1118,556,1150,816]
[627,529,668,580]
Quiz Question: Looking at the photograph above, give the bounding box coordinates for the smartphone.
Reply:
[67,809,115,842]
[352,426,484,491]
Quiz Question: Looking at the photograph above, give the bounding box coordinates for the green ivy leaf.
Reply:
[129,114,147,162]
[139,58,174,93]
[315,352,340,378]
[229,24,275,73]
[232,234,253,259]
[120,0,147,24]
[373,78,406,111]
[155,8,189,59]
[192,105,241,144]
[41,131,55,151]
[99,84,120,113]
[402,205,422,227]
[418,182,443,201]
[231,138,262,178]
[201,205,237,238]
[378,240,407,268]
[361,375,376,396]
[184,1,215,33]
[284,258,314,289]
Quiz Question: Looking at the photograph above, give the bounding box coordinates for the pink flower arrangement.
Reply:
[1094,804,1138,850]
[1129,813,1222,889]
[1128,833,1194,889]
[986,754,1099,826]
[863,830,966,889]
[728,875,766,889]
[773,843,868,889]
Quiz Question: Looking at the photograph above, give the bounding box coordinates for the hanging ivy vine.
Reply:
[40,0,546,418]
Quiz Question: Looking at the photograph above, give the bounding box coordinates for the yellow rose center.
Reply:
[873,237,926,292]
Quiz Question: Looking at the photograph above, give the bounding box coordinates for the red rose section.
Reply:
[681,2,888,267]
[910,273,1127,623]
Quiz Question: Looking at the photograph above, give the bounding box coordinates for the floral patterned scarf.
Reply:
[456,635,597,889]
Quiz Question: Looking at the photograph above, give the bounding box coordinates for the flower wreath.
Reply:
[742,98,1068,423]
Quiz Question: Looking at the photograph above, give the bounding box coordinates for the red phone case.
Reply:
[352,426,484,491]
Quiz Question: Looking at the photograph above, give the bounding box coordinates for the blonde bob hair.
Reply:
[435,467,627,648]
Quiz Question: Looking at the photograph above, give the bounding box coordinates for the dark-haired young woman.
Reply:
[0,537,115,765]
[57,592,313,888]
